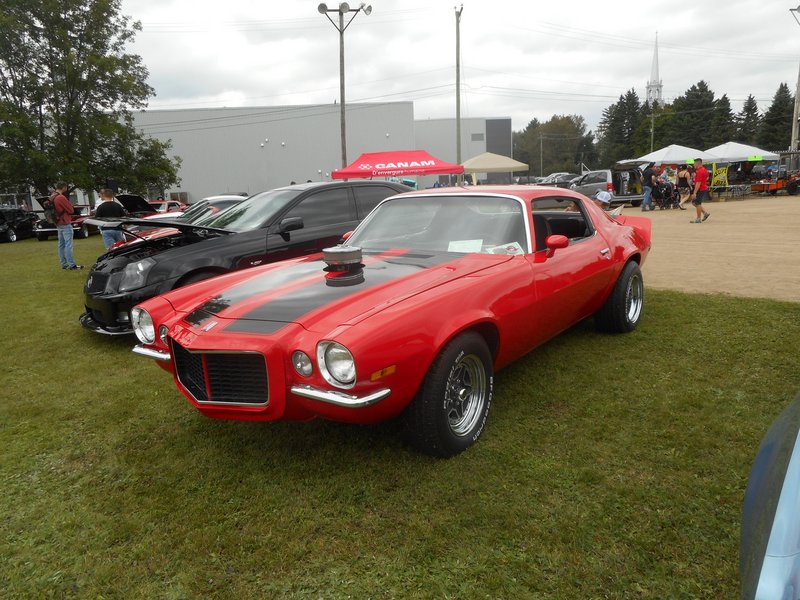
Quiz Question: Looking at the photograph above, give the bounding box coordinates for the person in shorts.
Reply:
[689,158,711,223]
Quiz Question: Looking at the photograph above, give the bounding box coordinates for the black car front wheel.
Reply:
[5,227,17,242]
[403,331,493,458]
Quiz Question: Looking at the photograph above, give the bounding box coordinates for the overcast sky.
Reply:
[121,0,800,132]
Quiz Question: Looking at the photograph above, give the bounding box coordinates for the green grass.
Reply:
[1,235,799,599]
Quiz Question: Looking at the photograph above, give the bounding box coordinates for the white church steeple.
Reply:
[646,33,663,106]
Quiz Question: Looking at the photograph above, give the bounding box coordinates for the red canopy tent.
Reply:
[331,150,464,179]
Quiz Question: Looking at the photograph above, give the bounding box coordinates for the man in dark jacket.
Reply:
[94,188,126,249]
[641,162,657,212]
[52,181,83,270]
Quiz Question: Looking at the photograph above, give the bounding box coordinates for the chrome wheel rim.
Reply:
[8,229,16,242]
[445,354,487,436]
[625,273,643,323]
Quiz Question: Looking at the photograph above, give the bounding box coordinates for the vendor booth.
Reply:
[332,150,464,180]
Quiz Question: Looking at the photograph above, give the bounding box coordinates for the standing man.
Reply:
[52,182,83,270]
[94,188,126,249]
[641,162,657,211]
[689,158,711,223]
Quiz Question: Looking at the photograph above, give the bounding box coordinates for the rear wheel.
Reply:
[595,261,644,333]
[77,224,89,239]
[630,200,642,207]
[788,181,798,195]
[403,331,493,457]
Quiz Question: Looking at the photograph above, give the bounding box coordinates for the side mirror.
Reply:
[544,234,569,258]
[278,217,304,234]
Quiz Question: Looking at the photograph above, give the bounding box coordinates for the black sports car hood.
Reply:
[84,216,230,236]
[175,250,513,335]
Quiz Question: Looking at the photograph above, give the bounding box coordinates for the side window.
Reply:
[353,186,397,218]
[531,196,593,251]
[587,172,607,184]
[284,187,355,229]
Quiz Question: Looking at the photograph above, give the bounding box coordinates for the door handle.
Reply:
[600,248,610,255]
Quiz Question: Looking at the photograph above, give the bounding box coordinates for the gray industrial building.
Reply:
[131,102,512,203]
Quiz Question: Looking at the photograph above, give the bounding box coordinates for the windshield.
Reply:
[347,195,528,255]
[204,188,300,232]
[178,200,210,222]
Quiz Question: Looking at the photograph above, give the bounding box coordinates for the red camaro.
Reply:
[131,186,651,456]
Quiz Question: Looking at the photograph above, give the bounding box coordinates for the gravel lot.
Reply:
[637,195,800,302]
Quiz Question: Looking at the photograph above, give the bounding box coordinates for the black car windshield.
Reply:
[204,189,299,232]
[177,201,211,222]
[347,195,528,255]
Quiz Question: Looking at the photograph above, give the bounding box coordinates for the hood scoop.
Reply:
[322,246,364,287]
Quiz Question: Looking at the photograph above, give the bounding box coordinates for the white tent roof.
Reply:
[636,144,719,165]
[704,141,779,163]
[462,152,528,173]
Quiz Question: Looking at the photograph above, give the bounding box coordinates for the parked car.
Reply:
[0,207,38,242]
[570,163,646,207]
[148,200,188,214]
[130,185,652,457]
[35,193,153,240]
[740,393,800,599]
[80,181,411,335]
[123,195,246,235]
[539,172,579,188]
[34,202,97,241]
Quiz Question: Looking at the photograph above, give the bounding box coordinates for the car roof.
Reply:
[394,185,587,202]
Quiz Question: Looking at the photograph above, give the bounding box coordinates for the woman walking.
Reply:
[677,164,692,210]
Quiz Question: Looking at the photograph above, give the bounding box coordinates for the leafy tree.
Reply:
[0,0,180,195]
[596,89,642,165]
[663,81,716,149]
[514,115,596,175]
[707,94,736,147]
[734,95,761,144]
[631,101,674,157]
[758,83,794,150]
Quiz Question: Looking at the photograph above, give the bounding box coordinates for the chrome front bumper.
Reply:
[291,385,390,408]
[132,344,172,361]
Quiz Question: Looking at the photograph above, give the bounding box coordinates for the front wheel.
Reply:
[5,228,17,242]
[403,331,493,457]
[630,200,642,207]
[595,261,644,333]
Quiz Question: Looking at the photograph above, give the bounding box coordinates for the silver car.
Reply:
[570,163,646,207]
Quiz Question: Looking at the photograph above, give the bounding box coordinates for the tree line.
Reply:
[0,0,180,198]
[513,81,795,176]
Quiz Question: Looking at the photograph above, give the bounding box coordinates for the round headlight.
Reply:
[131,307,155,344]
[317,341,355,388]
[292,351,313,377]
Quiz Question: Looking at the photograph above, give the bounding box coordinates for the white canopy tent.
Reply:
[636,144,719,165]
[462,152,528,173]
[704,142,779,163]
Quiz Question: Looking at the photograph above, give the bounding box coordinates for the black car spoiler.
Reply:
[84,217,232,236]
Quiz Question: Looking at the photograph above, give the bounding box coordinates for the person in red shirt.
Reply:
[52,181,83,270]
[689,158,711,223]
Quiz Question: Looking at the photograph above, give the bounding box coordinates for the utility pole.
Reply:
[650,110,655,152]
[792,62,800,169]
[539,135,543,177]
[455,4,463,183]
[318,3,372,169]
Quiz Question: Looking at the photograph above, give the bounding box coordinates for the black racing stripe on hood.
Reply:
[224,252,453,334]
[185,259,325,325]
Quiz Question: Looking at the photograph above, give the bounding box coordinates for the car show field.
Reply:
[1,194,798,597]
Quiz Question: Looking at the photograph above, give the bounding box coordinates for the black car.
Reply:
[0,207,38,242]
[80,181,410,335]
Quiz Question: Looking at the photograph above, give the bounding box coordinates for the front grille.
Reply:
[172,341,268,406]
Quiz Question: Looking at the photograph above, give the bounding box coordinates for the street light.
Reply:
[318,2,372,169]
